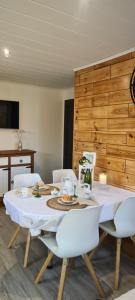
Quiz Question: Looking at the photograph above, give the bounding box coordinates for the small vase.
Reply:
[18,140,22,151]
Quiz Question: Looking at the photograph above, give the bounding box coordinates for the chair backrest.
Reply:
[114,197,135,237]
[13,173,42,189]
[56,206,102,258]
[53,169,77,184]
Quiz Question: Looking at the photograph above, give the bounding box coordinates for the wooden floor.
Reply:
[0,208,135,300]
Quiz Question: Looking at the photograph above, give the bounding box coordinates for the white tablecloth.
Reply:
[3,182,135,236]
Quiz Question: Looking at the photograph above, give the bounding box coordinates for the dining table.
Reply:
[4,181,135,235]
[3,181,135,267]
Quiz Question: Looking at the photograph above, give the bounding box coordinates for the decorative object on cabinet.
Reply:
[16,129,24,151]
[0,149,36,201]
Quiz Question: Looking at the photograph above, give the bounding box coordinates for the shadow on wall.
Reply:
[35,152,62,183]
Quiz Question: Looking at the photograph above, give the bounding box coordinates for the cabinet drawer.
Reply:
[0,157,8,166]
[11,156,31,165]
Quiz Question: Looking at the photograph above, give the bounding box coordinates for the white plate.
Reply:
[57,198,78,206]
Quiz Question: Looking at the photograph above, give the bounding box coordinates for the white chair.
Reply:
[89,197,135,290]
[35,206,105,300]
[13,173,42,189]
[52,169,77,184]
[8,173,42,268]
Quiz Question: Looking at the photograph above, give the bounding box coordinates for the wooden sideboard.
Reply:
[0,149,36,197]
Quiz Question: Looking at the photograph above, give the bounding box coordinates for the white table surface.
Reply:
[3,182,135,236]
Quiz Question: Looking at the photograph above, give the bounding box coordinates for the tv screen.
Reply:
[0,100,19,129]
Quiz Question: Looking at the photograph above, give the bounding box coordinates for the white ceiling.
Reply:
[0,0,135,88]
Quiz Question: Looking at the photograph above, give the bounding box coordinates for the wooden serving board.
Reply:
[32,185,59,196]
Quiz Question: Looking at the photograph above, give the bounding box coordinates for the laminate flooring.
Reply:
[0,208,135,300]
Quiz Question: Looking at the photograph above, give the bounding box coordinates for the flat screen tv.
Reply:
[0,100,19,129]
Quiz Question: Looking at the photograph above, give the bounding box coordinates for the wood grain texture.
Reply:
[74,130,92,142]
[76,96,93,108]
[75,83,93,97]
[92,106,108,119]
[107,144,135,160]
[96,156,125,172]
[92,93,109,107]
[75,108,92,119]
[108,104,128,118]
[125,160,135,175]
[109,89,132,105]
[108,118,135,131]
[132,51,135,58]
[79,66,110,85]
[74,51,135,191]
[127,132,135,146]
[128,104,135,117]
[74,119,94,131]
[93,75,130,95]
[91,132,126,145]
[75,72,80,86]
[111,58,135,78]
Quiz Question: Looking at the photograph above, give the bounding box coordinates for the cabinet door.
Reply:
[0,168,8,195]
[11,166,31,189]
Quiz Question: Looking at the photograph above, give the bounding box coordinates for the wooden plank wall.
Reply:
[73,51,135,191]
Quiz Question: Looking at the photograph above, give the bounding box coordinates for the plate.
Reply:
[57,198,78,206]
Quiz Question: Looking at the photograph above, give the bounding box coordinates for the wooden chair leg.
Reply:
[89,231,107,259]
[8,225,21,248]
[23,230,31,268]
[115,238,122,290]
[57,258,68,300]
[83,254,105,298]
[35,251,54,284]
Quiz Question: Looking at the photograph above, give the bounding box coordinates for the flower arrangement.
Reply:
[79,156,90,166]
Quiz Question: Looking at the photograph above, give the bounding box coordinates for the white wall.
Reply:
[62,87,74,100]
[0,81,63,182]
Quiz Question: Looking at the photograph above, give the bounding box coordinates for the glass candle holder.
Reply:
[99,173,107,185]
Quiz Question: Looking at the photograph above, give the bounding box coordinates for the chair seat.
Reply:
[39,233,93,259]
[39,235,64,258]
[100,220,118,237]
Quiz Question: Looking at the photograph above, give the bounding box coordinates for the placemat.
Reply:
[47,197,87,211]
[32,185,59,196]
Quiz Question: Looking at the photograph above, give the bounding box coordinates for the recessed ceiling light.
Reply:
[3,48,10,58]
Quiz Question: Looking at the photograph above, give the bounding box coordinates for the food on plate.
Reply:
[61,194,73,202]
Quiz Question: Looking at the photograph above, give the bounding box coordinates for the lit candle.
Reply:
[99,173,107,185]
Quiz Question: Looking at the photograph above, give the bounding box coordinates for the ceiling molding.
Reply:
[73,47,135,71]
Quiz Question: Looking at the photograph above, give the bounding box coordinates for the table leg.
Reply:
[23,230,31,268]
[8,225,21,248]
